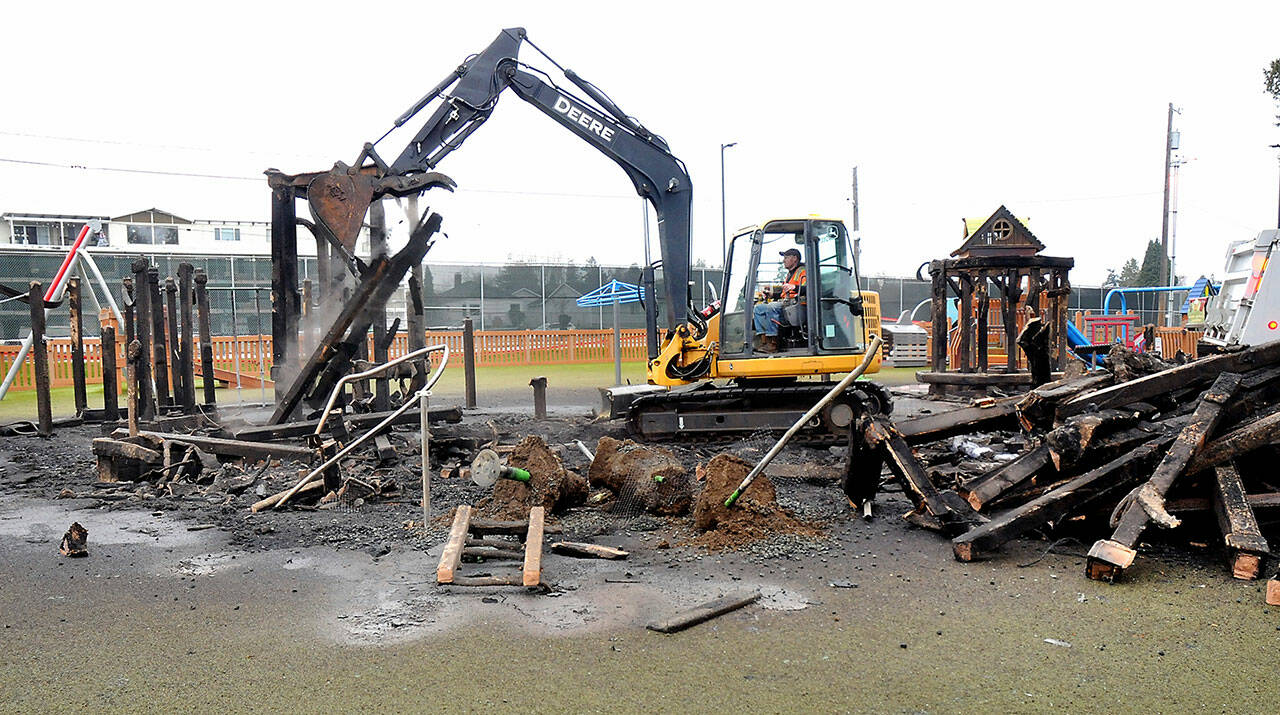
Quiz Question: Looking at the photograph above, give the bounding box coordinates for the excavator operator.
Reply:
[752,247,806,352]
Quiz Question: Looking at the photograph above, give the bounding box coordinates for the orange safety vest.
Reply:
[785,265,806,287]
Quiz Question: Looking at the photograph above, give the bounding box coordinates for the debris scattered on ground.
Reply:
[549,541,629,559]
[647,590,761,633]
[59,522,88,557]
[868,340,1280,598]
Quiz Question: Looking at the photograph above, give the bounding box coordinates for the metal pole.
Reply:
[851,166,861,270]
[613,298,621,386]
[420,389,430,528]
[720,142,737,265]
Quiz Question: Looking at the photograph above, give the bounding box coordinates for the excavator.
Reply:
[304,27,888,442]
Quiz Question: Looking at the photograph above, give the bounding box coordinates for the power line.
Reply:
[0,129,332,161]
[0,157,264,182]
[0,156,636,199]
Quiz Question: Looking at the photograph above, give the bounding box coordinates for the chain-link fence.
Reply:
[3,246,1143,341]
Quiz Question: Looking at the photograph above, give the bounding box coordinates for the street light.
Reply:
[720,142,737,266]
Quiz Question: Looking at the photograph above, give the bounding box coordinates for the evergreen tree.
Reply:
[1119,258,1141,286]
[1136,240,1165,286]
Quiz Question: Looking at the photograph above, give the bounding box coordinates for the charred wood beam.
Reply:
[269,213,441,424]
[1045,409,1139,471]
[1187,403,1280,475]
[1016,372,1114,432]
[1087,373,1242,581]
[866,417,980,533]
[959,444,1051,512]
[1211,461,1270,580]
[896,396,1021,446]
[1059,341,1280,419]
[953,436,1171,562]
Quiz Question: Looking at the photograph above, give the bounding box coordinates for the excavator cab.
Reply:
[629,217,886,441]
[712,218,881,379]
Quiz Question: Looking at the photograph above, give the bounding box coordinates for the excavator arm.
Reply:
[339,27,693,332]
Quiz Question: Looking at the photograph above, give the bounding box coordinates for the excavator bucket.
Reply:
[307,166,377,253]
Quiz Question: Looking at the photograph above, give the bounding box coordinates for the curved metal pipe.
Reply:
[313,344,450,437]
[275,344,451,509]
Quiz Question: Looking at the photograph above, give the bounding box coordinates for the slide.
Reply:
[1065,321,1109,368]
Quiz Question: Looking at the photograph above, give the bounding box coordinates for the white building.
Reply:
[1,208,370,256]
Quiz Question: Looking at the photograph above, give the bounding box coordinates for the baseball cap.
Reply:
[779,248,801,259]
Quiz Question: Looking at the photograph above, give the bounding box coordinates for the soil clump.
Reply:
[474,435,587,520]
[690,454,819,549]
[588,437,693,515]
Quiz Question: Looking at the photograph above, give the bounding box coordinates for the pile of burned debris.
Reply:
[858,340,1280,600]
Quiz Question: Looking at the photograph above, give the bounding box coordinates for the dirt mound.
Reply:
[475,436,587,520]
[588,437,693,515]
[690,454,818,549]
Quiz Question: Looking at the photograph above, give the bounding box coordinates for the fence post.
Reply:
[29,282,52,437]
[463,317,477,408]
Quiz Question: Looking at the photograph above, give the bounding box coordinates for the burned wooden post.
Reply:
[929,260,947,373]
[269,213,440,424]
[1087,373,1242,581]
[865,417,975,534]
[369,200,390,412]
[270,181,301,397]
[958,273,973,373]
[300,278,313,359]
[28,282,52,437]
[68,276,87,415]
[126,340,142,437]
[176,263,196,413]
[100,325,119,421]
[530,376,548,419]
[1211,461,1269,580]
[164,276,182,409]
[463,316,477,409]
[130,260,155,421]
[1016,310,1051,388]
[975,271,989,372]
[147,267,171,410]
[194,270,216,406]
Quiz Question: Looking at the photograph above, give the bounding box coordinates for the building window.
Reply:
[214,227,241,241]
[127,225,179,245]
[13,224,48,245]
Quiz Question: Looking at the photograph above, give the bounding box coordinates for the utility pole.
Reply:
[1159,102,1176,326]
[1272,144,1280,229]
[851,166,861,269]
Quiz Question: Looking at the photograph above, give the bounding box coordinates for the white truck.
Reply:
[1199,229,1280,348]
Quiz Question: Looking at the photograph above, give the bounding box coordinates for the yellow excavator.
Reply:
[301,27,888,441]
[626,216,888,441]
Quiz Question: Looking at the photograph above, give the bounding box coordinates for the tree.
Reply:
[1103,268,1120,288]
[1118,258,1141,287]
[1136,239,1165,287]
[1265,58,1280,103]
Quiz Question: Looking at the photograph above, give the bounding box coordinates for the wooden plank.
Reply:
[1187,403,1280,475]
[550,541,629,559]
[896,396,1021,446]
[952,437,1170,562]
[1059,341,1280,419]
[1212,461,1270,580]
[647,591,761,634]
[448,574,525,587]
[468,518,563,536]
[137,431,316,463]
[522,506,545,587]
[959,444,1051,511]
[1267,578,1280,607]
[250,478,323,512]
[436,504,472,584]
[1087,373,1243,581]
[373,434,396,462]
[91,437,162,464]
[867,418,976,532]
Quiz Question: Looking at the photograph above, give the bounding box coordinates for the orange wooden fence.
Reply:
[0,328,651,393]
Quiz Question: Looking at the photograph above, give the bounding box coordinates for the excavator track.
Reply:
[626,381,892,444]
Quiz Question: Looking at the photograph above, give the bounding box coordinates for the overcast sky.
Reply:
[3,1,1279,285]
